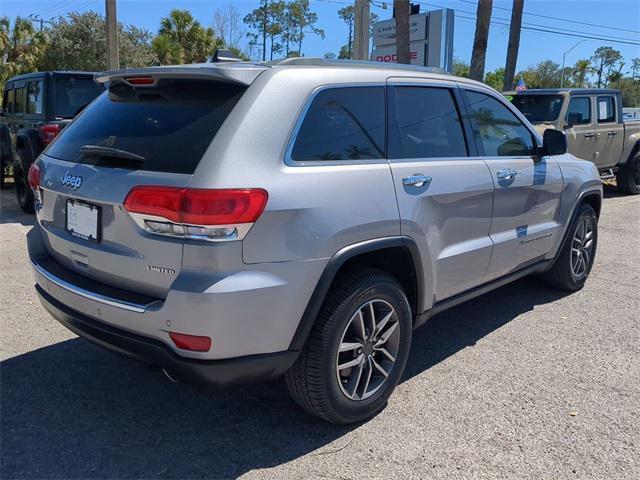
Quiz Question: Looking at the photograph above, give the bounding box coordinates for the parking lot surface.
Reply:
[1,187,638,479]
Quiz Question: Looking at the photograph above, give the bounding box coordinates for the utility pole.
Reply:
[560,40,585,88]
[503,0,523,91]
[470,0,493,81]
[353,0,370,60]
[105,0,119,70]
[394,1,410,64]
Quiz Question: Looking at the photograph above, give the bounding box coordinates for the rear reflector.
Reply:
[28,163,41,190]
[124,187,268,226]
[39,124,60,145]
[169,332,212,352]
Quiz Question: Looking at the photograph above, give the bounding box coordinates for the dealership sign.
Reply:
[371,9,454,71]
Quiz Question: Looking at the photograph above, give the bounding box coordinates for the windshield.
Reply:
[54,76,105,118]
[46,78,246,174]
[510,94,564,123]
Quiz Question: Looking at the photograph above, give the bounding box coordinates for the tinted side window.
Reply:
[6,89,16,113]
[3,90,13,113]
[597,96,615,123]
[466,90,534,157]
[290,87,385,162]
[566,97,591,125]
[389,87,467,159]
[14,87,26,114]
[27,80,44,114]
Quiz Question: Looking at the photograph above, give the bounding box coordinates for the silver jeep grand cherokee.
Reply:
[27,58,602,423]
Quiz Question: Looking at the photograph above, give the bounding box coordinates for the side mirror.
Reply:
[542,129,567,156]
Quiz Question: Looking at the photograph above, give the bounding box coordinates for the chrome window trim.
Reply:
[459,83,543,144]
[32,260,157,313]
[283,82,387,167]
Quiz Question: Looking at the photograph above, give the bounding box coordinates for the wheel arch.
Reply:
[620,137,640,166]
[288,237,425,351]
[551,189,602,267]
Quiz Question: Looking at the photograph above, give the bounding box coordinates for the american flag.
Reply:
[515,78,527,92]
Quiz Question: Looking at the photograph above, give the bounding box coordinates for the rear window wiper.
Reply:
[79,145,145,163]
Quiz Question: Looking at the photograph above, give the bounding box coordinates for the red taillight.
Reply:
[39,123,61,145]
[169,332,211,352]
[124,187,268,226]
[126,76,154,85]
[182,189,268,225]
[124,186,183,223]
[28,163,41,190]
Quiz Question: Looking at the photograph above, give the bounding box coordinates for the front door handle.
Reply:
[584,133,595,138]
[496,168,518,181]
[402,174,432,187]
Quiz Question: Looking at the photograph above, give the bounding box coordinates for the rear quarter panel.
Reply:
[189,67,401,264]
[621,121,640,165]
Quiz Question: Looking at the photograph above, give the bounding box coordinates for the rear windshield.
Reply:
[55,76,105,118]
[510,94,563,123]
[46,79,246,174]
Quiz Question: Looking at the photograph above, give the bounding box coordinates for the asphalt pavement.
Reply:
[1,185,638,479]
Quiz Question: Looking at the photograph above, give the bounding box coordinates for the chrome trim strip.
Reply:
[32,261,151,313]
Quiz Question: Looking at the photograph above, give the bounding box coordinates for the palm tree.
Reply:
[470,0,493,81]
[0,17,45,90]
[156,9,216,64]
[503,0,524,90]
[573,59,591,88]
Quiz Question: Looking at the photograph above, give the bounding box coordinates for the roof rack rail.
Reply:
[264,57,451,75]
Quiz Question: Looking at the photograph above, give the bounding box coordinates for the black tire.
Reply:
[541,203,598,291]
[285,268,412,424]
[616,153,640,195]
[14,149,35,214]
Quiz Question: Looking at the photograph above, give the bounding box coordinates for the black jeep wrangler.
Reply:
[1,71,104,212]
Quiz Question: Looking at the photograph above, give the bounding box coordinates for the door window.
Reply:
[27,80,44,114]
[14,87,26,114]
[5,89,15,113]
[290,87,385,161]
[597,96,615,123]
[566,97,591,125]
[466,90,535,157]
[389,86,468,159]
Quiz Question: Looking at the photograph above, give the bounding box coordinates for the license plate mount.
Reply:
[66,199,101,243]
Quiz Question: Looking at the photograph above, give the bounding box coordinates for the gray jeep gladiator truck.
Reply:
[1,71,104,210]
[508,88,640,194]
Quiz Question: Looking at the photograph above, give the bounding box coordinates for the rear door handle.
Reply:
[584,133,595,138]
[608,131,617,136]
[402,174,432,187]
[496,168,517,180]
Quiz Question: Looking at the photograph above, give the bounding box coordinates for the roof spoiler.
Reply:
[94,64,266,87]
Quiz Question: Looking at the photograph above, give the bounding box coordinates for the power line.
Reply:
[416,1,640,46]
[456,0,640,35]
[453,12,640,46]
[35,0,78,18]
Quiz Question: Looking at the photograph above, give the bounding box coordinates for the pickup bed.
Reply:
[508,88,640,194]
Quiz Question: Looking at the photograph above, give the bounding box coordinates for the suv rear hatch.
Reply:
[34,66,264,298]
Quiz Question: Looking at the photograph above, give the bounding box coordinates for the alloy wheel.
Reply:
[570,216,594,279]
[336,299,400,401]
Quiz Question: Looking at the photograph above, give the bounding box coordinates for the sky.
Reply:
[2,0,639,73]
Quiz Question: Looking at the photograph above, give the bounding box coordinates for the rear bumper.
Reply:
[36,285,299,387]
